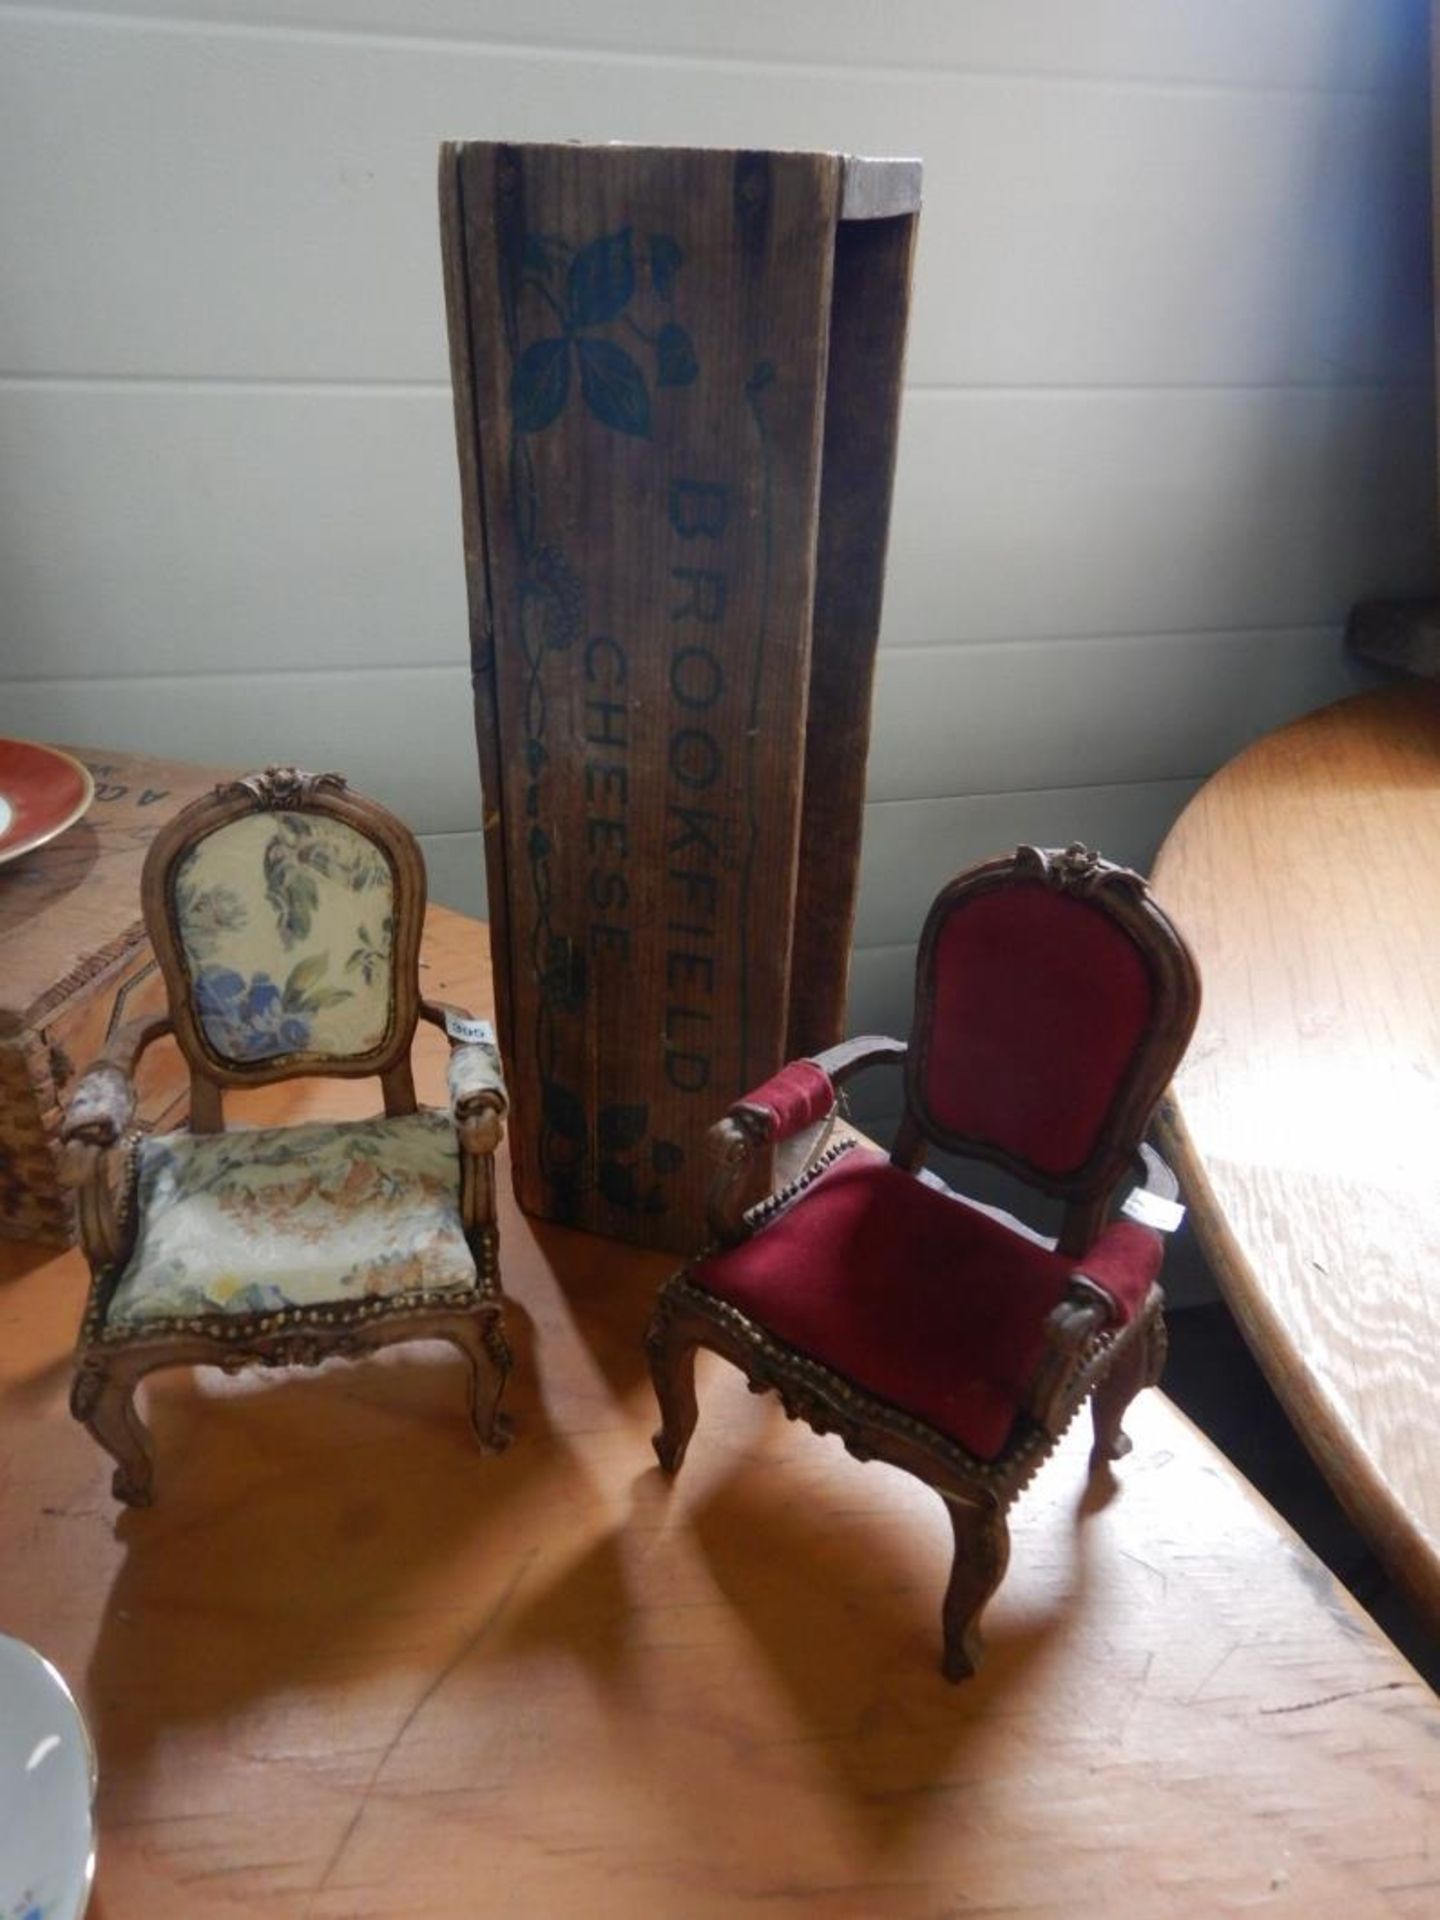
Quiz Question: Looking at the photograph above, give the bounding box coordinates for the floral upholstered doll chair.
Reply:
[645,844,1200,1680]
[59,767,512,1505]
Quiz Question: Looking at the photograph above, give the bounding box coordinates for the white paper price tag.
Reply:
[443,1012,496,1048]
[1121,1187,1186,1233]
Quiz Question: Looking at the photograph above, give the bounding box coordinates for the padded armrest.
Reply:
[61,1064,137,1151]
[730,1061,836,1143]
[446,1040,507,1163]
[1029,1145,1178,1430]
[1070,1219,1163,1326]
[448,1040,507,1118]
[1068,1141,1181,1324]
[59,1011,174,1152]
[728,1036,907,1146]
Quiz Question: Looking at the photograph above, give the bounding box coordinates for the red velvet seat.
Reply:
[694,1148,1162,1461]
[646,843,1200,1681]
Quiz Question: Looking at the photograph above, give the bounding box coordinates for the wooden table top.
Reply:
[1,906,1436,1918]
[1153,682,1440,1634]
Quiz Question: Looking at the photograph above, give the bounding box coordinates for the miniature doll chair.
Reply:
[59,767,512,1505]
[645,843,1200,1679]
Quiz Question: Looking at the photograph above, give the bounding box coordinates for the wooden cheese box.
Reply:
[0,746,223,1245]
[440,142,920,1249]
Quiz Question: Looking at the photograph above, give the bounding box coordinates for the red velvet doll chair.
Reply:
[644,843,1200,1680]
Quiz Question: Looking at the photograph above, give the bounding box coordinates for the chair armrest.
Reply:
[61,1065,136,1153]
[57,1013,173,1272]
[419,1000,506,1237]
[1026,1144,1178,1432]
[707,1039,906,1246]
[727,1035,907,1146]
[59,1012,173,1151]
[447,1042,507,1155]
[807,1034,909,1088]
[418,998,507,1138]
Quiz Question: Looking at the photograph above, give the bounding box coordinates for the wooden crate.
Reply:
[0,746,222,1245]
[440,142,919,1249]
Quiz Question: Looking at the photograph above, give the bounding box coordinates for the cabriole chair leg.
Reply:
[941,1496,1011,1681]
[72,1359,156,1507]
[1089,1306,1166,1469]
[645,1297,702,1475]
[451,1317,513,1454]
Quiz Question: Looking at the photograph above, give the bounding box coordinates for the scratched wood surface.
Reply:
[1153,682,1440,1634]
[0,907,1436,1919]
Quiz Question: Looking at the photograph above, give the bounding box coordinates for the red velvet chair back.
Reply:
[903,845,1199,1206]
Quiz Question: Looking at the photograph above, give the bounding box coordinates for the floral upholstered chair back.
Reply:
[146,769,424,1083]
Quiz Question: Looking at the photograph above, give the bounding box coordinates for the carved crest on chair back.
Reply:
[1013,840,1148,899]
[219,766,349,811]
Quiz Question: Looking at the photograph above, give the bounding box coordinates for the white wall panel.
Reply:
[0,9,1429,388]
[0,664,482,833]
[40,1,1425,92]
[3,385,1427,688]
[852,778,1202,952]
[882,387,1436,649]
[418,829,486,921]
[0,385,466,680]
[0,0,1432,931]
[869,628,1374,802]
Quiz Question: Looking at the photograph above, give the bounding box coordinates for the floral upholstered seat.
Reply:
[105,1111,477,1333]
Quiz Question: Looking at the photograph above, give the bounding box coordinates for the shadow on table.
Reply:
[83,1296,612,1784]
[668,1455,1107,1849]
[522,1213,671,1404]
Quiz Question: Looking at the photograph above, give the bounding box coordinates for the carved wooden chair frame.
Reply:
[646,843,1201,1678]
[60,766,512,1505]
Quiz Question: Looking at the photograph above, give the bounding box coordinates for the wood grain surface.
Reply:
[0,907,1435,1918]
[1153,682,1440,1632]
[444,142,847,1250]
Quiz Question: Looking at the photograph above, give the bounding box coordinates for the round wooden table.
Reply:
[1153,682,1440,1631]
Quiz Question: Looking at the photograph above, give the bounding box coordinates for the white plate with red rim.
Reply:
[0,1635,96,1920]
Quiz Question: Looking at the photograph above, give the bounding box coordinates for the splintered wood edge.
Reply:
[841,156,923,219]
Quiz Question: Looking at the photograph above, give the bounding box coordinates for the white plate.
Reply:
[0,1636,96,1920]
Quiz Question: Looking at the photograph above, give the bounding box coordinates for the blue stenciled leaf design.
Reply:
[655,320,698,388]
[576,337,651,438]
[566,227,635,326]
[523,232,569,277]
[542,1080,587,1142]
[648,232,682,298]
[598,1159,639,1209]
[512,336,571,432]
[598,1103,648,1153]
